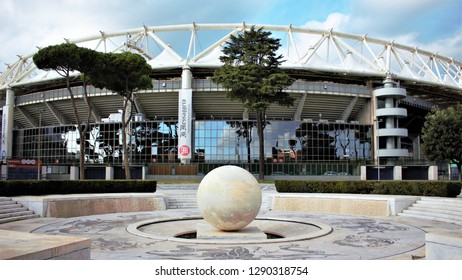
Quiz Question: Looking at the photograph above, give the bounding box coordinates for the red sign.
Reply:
[7,158,41,168]
[179,145,190,157]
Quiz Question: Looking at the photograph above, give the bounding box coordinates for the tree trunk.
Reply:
[122,96,131,180]
[65,73,86,180]
[79,130,85,180]
[257,110,265,181]
[80,82,93,180]
[122,119,131,179]
[122,110,131,179]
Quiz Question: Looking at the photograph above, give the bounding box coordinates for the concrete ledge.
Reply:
[14,193,167,218]
[272,193,418,216]
[426,230,462,260]
[0,229,91,260]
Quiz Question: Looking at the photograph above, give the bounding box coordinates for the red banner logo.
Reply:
[179,145,190,156]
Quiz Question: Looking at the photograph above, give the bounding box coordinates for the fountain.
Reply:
[127,165,332,244]
[196,165,266,240]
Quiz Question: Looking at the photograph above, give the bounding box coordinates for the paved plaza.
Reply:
[0,184,461,260]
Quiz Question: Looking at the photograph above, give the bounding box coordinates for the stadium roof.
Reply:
[1,23,461,104]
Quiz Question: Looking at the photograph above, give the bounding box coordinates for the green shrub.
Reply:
[274,180,462,197]
[0,180,157,197]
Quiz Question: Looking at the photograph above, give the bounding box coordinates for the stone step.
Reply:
[0,197,41,224]
[399,209,462,224]
[398,212,462,225]
[0,203,21,210]
[410,203,462,214]
[168,204,197,209]
[166,194,273,210]
[0,207,28,214]
[0,214,41,224]
[0,200,14,206]
[398,196,462,225]
[420,197,462,203]
[167,195,198,209]
[415,200,462,210]
[0,210,35,219]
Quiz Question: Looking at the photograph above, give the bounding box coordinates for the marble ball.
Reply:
[197,165,262,231]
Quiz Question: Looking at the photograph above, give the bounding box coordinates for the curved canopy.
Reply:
[1,23,461,95]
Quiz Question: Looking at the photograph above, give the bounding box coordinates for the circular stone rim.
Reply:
[126,216,333,245]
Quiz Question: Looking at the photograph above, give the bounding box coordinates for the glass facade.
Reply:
[12,119,372,176]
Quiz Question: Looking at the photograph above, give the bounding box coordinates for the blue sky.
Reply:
[1,0,461,72]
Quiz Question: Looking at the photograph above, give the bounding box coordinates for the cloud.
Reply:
[1,0,460,74]
[0,0,268,72]
[420,29,462,60]
[298,0,462,60]
[0,0,125,68]
[301,13,350,30]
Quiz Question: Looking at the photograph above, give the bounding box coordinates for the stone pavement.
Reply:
[0,184,461,260]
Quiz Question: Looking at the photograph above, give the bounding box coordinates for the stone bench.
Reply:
[271,193,418,216]
[14,193,167,218]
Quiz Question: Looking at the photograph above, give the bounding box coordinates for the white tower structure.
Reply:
[374,76,409,159]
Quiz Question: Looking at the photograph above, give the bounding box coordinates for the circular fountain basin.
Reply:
[127,216,332,244]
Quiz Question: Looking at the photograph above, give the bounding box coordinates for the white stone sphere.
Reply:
[197,165,262,231]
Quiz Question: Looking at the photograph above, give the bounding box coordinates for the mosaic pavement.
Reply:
[17,209,442,260]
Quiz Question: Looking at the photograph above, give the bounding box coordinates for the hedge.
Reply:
[274,180,462,197]
[0,180,157,197]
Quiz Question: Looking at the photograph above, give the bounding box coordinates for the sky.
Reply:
[1,0,461,73]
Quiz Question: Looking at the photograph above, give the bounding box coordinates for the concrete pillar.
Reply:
[1,165,7,180]
[1,89,15,180]
[105,166,114,180]
[393,166,402,180]
[178,66,193,165]
[360,166,367,180]
[142,165,146,180]
[70,166,79,180]
[1,88,15,163]
[41,165,47,180]
[428,166,438,181]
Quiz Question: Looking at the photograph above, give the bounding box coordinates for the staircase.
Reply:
[398,197,462,225]
[167,190,198,209]
[0,197,40,224]
[165,191,273,210]
[159,184,276,210]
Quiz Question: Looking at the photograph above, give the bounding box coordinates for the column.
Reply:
[1,88,15,179]
[1,88,14,162]
[105,166,114,180]
[178,66,193,164]
[393,166,402,180]
[70,166,79,180]
[360,166,367,180]
[428,166,438,181]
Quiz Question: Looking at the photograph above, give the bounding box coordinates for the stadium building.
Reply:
[1,23,461,180]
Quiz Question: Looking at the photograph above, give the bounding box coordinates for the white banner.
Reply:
[178,89,192,160]
[1,105,9,162]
